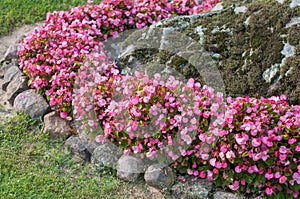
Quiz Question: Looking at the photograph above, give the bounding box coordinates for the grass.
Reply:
[0,0,103,37]
[0,112,160,199]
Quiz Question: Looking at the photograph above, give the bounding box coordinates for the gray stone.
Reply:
[144,163,175,189]
[1,66,23,91]
[13,89,50,119]
[0,86,16,125]
[91,142,122,170]
[43,111,73,139]
[65,136,91,161]
[3,44,18,61]
[117,0,300,104]
[6,75,28,105]
[214,191,244,199]
[171,178,213,199]
[290,0,300,8]
[117,155,144,182]
[0,59,19,78]
[0,80,13,107]
[75,123,101,154]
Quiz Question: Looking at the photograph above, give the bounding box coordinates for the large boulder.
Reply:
[117,0,300,104]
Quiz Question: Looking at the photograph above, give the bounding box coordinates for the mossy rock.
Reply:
[117,0,300,104]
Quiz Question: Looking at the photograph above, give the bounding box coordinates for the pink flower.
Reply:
[248,165,258,173]
[275,172,281,178]
[229,181,239,191]
[215,162,222,169]
[220,144,228,153]
[234,133,249,145]
[293,172,300,184]
[241,179,246,185]
[279,146,287,153]
[193,170,199,177]
[265,172,274,180]
[265,187,273,195]
[201,154,209,160]
[279,153,287,161]
[252,138,261,147]
[60,112,68,118]
[222,162,228,168]
[279,176,287,184]
[209,158,216,167]
[235,165,242,173]
[131,96,139,105]
[288,138,296,145]
[226,150,235,160]
[199,171,206,178]
[262,136,273,147]
[207,170,213,181]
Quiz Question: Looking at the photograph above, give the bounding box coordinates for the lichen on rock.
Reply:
[118,0,300,104]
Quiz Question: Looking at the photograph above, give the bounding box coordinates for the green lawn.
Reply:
[0,112,155,199]
[0,113,116,198]
[0,0,102,37]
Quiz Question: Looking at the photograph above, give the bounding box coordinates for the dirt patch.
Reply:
[0,22,43,57]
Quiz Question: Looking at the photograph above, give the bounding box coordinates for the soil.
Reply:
[0,22,43,57]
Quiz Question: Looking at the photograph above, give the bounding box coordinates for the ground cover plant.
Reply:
[16,0,300,198]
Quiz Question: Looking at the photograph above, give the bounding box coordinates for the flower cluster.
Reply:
[206,96,300,198]
[17,0,219,118]
[75,53,300,198]
[95,72,224,161]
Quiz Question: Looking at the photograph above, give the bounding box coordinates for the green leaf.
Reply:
[242,151,248,157]
[245,175,253,184]
[266,157,274,167]
[274,192,285,199]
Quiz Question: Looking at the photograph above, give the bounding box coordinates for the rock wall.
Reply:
[116,0,300,104]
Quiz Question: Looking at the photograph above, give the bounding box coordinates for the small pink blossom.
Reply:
[226,150,235,160]
[265,187,273,195]
[275,172,281,178]
[265,172,274,180]
[235,165,242,173]
[279,176,287,184]
[279,146,287,153]
[209,158,216,167]
[199,171,206,178]
[229,181,239,191]
[220,144,228,153]
[293,172,300,184]
[252,138,261,147]
[288,138,297,145]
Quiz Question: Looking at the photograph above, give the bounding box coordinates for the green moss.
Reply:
[288,26,300,46]
[185,0,299,102]
[274,56,300,104]
[119,0,300,104]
